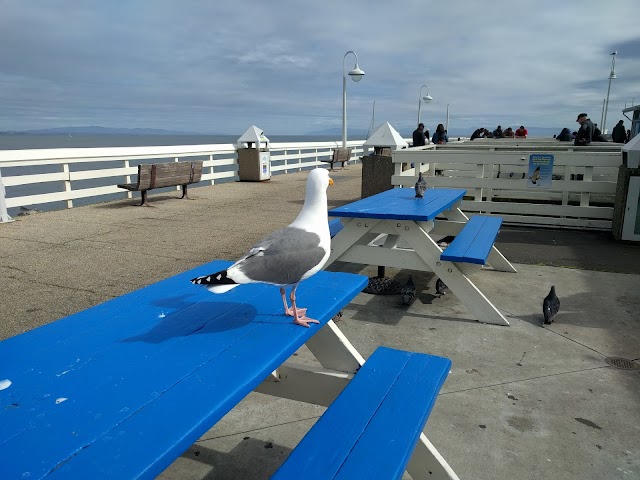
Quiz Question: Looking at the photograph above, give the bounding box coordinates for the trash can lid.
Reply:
[238,125,270,147]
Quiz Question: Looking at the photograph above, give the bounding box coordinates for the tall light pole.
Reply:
[342,51,365,147]
[603,51,617,133]
[417,84,433,125]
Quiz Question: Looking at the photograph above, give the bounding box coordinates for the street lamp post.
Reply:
[603,51,617,134]
[342,51,365,148]
[417,84,433,125]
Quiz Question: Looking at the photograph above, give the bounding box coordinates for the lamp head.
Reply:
[422,94,433,103]
[349,64,365,82]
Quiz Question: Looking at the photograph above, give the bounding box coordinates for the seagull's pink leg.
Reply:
[290,285,319,328]
[280,286,307,318]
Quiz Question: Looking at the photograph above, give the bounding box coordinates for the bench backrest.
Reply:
[332,148,352,163]
[136,160,203,190]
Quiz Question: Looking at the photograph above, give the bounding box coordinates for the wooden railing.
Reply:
[0,140,368,218]
[392,142,624,230]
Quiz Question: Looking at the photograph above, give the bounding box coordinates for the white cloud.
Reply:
[0,0,639,135]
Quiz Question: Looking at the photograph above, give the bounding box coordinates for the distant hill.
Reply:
[4,126,203,135]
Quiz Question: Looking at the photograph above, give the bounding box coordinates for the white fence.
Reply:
[0,140,368,217]
[392,142,624,230]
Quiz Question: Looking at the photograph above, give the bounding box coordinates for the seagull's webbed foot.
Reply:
[293,313,320,328]
[284,306,307,317]
[288,286,319,328]
[280,287,307,317]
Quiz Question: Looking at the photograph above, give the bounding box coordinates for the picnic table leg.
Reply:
[407,433,461,480]
[442,207,517,273]
[255,320,364,405]
[394,220,509,326]
[325,218,381,268]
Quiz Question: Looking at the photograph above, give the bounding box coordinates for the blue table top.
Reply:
[0,260,368,480]
[329,188,466,222]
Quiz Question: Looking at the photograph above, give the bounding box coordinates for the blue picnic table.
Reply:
[1,258,461,480]
[0,260,370,479]
[328,187,516,326]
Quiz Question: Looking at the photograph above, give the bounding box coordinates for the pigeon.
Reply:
[435,278,447,296]
[414,172,427,198]
[400,275,416,305]
[190,168,333,328]
[543,285,560,325]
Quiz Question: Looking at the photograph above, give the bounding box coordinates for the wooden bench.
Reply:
[117,160,203,206]
[440,215,503,265]
[323,147,352,170]
[271,346,452,479]
[0,259,369,479]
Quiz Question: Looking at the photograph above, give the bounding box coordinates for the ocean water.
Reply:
[0,134,343,151]
[0,134,352,216]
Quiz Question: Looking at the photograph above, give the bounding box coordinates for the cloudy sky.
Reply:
[1,1,639,135]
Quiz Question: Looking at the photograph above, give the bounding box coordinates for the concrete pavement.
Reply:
[1,165,639,479]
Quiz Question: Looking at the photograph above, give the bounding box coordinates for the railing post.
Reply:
[124,160,133,199]
[63,163,73,209]
[0,168,14,223]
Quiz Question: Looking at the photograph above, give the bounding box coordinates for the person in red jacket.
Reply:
[515,125,528,138]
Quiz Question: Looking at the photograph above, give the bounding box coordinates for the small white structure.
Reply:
[237,125,270,149]
[364,122,408,154]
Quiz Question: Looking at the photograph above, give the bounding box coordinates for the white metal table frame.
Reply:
[326,194,517,326]
[257,318,460,480]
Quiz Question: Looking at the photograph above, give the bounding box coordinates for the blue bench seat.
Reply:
[329,218,344,238]
[271,346,451,480]
[440,215,502,265]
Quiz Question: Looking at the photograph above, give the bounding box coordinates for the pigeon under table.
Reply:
[327,188,517,326]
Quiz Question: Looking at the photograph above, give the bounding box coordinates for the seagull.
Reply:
[435,278,447,296]
[543,285,560,325]
[400,275,416,305]
[190,168,334,327]
[415,172,427,198]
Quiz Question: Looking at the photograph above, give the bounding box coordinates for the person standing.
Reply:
[413,123,426,147]
[612,120,626,143]
[575,113,594,146]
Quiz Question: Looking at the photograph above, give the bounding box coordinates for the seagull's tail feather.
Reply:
[190,270,239,294]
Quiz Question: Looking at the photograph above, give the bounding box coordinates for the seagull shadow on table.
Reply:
[123,300,257,343]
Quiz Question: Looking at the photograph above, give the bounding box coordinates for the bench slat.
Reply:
[0,260,368,480]
[272,347,451,480]
[440,215,502,265]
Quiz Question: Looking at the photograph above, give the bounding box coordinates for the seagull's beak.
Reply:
[328,177,334,186]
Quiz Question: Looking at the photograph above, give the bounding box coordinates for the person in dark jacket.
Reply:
[612,120,626,143]
[493,125,504,138]
[412,123,426,146]
[432,124,448,144]
[470,128,482,140]
[557,128,572,141]
[592,124,607,142]
[575,113,594,146]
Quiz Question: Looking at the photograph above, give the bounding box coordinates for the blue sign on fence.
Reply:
[527,154,554,189]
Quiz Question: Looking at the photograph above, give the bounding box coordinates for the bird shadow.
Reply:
[123,300,257,343]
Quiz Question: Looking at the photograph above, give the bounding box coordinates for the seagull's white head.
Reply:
[306,168,333,195]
